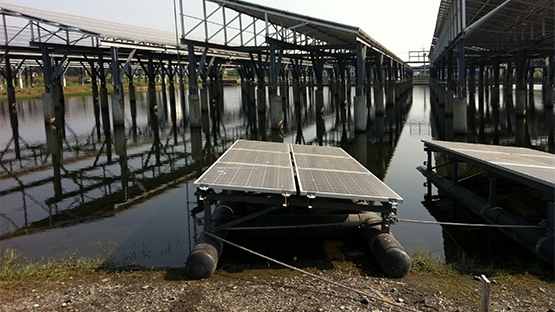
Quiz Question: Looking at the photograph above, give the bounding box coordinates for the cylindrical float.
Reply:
[186,203,235,279]
[360,212,411,278]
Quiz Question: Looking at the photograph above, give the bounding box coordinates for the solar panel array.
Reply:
[195,140,403,203]
[195,140,296,194]
[423,140,555,189]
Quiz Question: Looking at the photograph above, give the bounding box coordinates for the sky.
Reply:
[2,0,441,62]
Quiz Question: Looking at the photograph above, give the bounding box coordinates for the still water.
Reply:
[0,84,552,267]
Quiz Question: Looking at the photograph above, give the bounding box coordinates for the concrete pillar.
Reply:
[200,79,209,113]
[188,45,201,128]
[491,57,501,110]
[529,66,535,108]
[147,55,157,112]
[514,51,528,116]
[354,42,367,132]
[545,56,554,107]
[179,64,187,125]
[453,98,467,134]
[385,59,395,106]
[445,89,453,115]
[374,55,385,115]
[270,95,283,130]
[110,47,125,127]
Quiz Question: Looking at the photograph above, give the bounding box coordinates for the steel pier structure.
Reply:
[428,0,554,136]
[1,0,411,141]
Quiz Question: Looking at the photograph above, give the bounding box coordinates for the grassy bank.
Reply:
[1,248,552,285]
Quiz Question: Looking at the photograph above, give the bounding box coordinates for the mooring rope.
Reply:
[398,218,544,229]
[203,231,421,312]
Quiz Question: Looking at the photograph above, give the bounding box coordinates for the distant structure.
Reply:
[427,0,554,134]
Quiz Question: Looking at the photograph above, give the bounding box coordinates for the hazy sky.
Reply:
[2,0,441,61]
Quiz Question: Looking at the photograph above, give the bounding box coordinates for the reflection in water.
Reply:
[0,84,552,267]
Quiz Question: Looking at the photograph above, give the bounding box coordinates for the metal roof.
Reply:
[430,0,554,62]
[208,0,406,64]
[0,2,178,48]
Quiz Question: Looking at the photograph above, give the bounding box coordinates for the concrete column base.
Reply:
[453,97,467,134]
[189,94,201,127]
[270,95,283,130]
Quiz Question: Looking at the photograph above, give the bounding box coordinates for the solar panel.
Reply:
[195,140,403,203]
[194,140,296,194]
[291,143,403,202]
[422,140,555,190]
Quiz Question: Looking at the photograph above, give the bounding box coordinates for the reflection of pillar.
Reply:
[45,124,62,201]
[316,113,325,145]
[128,65,137,141]
[478,62,485,138]
[114,126,128,200]
[99,55,112,160]
[353,133,367,167]
[149,109,161,165]
[168,62,177,143]
[91,65,101,141]
[515,117,527,147]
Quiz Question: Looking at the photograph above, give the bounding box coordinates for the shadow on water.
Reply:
[0,83,553,272]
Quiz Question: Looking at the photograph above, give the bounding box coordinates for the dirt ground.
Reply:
[1,256,554,312]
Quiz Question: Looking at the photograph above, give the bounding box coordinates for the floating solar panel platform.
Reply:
[195,140,403,203]
[422,139,555,195]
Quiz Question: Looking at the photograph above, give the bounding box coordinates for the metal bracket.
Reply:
[197,185,210,200]
[282,192,291,207]
[307,193,316,209]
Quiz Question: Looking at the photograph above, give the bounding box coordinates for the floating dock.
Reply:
[186,140,410,279]
[418,139,554,265]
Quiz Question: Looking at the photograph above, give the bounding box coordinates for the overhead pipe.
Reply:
[464,0,513,38]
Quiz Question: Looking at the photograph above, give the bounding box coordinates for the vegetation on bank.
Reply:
[1,68,242,101]
[1,248,552,285]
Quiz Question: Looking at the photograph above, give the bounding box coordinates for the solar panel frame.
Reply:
[195,140,404,203]
[291,143,403,202]
[422,139,555,191]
